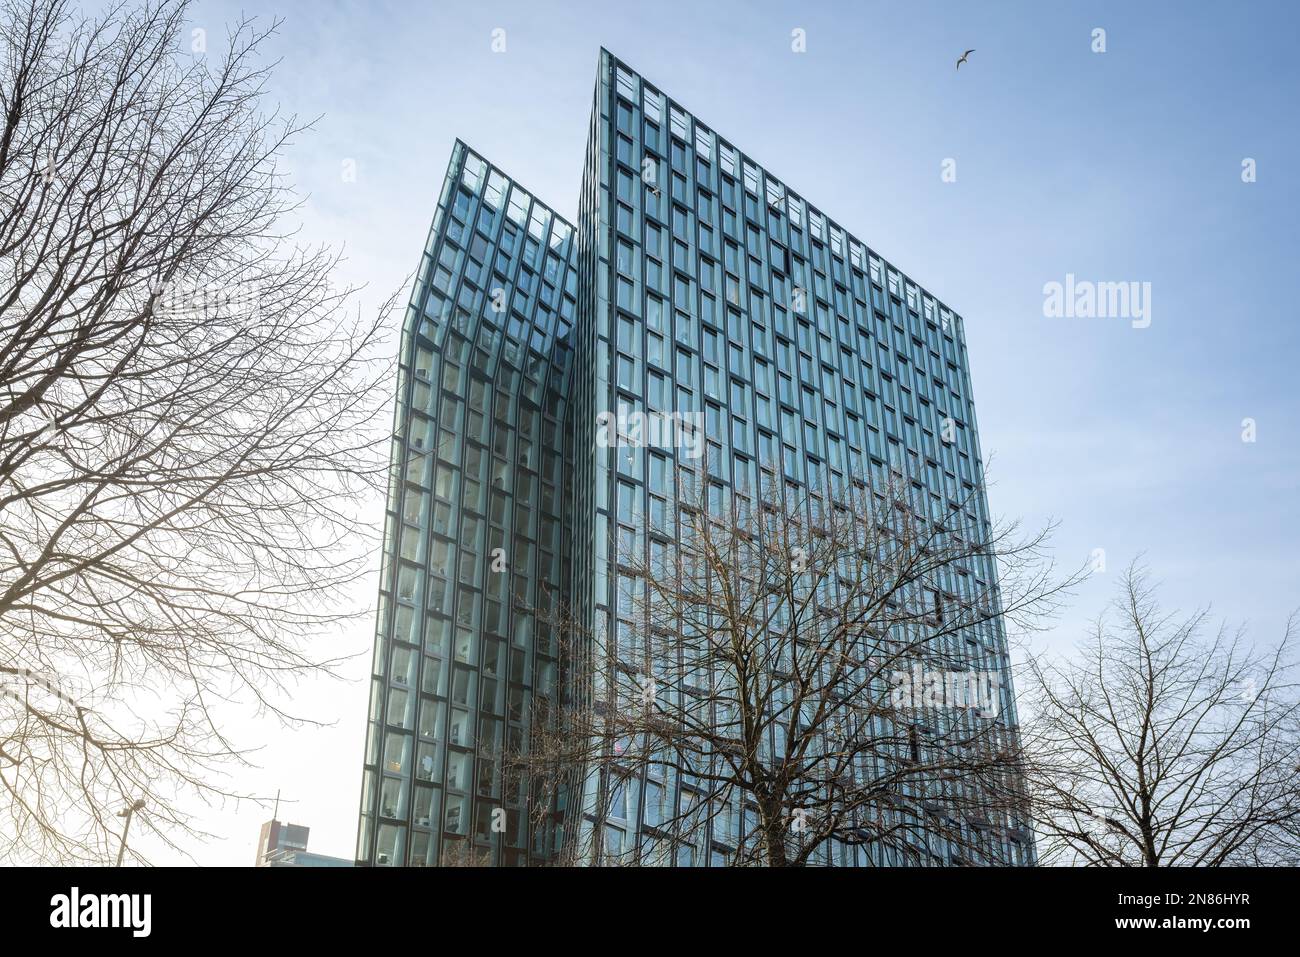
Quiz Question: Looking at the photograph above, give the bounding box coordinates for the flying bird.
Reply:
[956,48,975,70]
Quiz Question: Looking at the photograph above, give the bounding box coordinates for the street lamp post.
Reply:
[116,799,146,867]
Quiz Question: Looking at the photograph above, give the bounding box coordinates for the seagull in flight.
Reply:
[956,48,975,70]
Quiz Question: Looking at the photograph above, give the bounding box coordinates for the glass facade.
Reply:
[356,143,578,866]
[358,52,1034,867]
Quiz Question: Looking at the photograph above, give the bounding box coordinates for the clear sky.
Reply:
[137,0,1298,865]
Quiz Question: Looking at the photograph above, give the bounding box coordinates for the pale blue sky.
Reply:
[146,0,1297,864]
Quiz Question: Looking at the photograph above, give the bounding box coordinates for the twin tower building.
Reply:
[356,50,1033,867]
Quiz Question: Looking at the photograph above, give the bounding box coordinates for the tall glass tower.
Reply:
[357,52,1034,867]
[356,144,579,866]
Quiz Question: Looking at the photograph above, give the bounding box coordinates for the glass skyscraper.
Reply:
[355,145,578,866]
[357,50,1034,867]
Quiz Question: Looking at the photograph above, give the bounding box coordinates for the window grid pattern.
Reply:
[579,50,1033,866]
[360,52,1034,868]
[357,142,578,867]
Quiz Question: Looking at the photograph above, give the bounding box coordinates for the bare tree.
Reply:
[515,457,1075,866]
[0,0,394,863]
[1020,562,1300,866]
